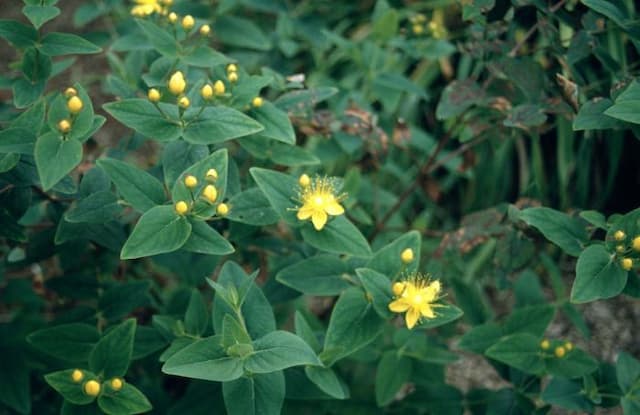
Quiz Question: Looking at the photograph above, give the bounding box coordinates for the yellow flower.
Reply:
[184,175,197,188]
[64,87,77,97]
[217,203,229,216]
[178,96,190,108]
[252,96,263,108]
[168,71,186,95]
[84,380,101,396]
[110,378,123,391]
[228,72,238,83]
[554,346,566,358]
[182,15,195,30]
[614,230,626,241]
[213,80,225,96]
[58,119,71,133]
[199,24,211,36]
[71,369,84,383]
[201,84,213,100]
[633,236,640,252]
[388,275,442,329]
[203,185,218,203]
[401,248,414,264]
[148,88,161,102]
[175,201,188,215]
[67,96,83,114]
[295,176,345,231]
[130,0,162,16]
[540,339,550,350]
[621,258,633,271]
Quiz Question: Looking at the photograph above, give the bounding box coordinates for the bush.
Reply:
[1,0,639,414]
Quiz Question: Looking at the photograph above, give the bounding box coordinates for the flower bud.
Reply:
[168,71,186,95]
[554,346,566,358]
[178,96,190,108]
[540,339,550,350]
[110,378,123,391]
[175,201,189,215]
[67,96,83,114]
[227,63,237,73]
[84,380,101,396]
[228,72,238,83]
[217,203,229,216]
[401,248,414,264]
[203,185,218,203]
[148,88,161,102]
[201,84,213,100]
[252,96,263,108]
[58,119,71,133]
[64,87,77,97]
[213,80,225,96]
[199,24,210,36]
[206,168,218,180]
[565,341,573,351]
[614,230,626,241]
[621,258,633,271]
[71,369,84,383]
[392,282,405,296]
[616,244,625,253]
[168,12,177,23]
[633,236,640,252]
[298,174,310,187]
[412,24,424,35]
[182,15,195,30]
[184,175,198,188]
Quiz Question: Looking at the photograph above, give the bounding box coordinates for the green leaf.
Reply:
[274,87,338,114]
[541,377,593,412]
[249,167,298,225]
[65,191,123,223]
[503,304,555,337]
[0,19,38,48]
[97,158,165,212]
[356,268,393,318]
[322,287,384,365]
[571,244,628,303]
[604,81,640,124]
[245,331,321,373]
[545,348,598,378]
[573,98,622,130]
[12,77,45,108]
[183,107,264,145]
[135,19,178,56]
[39,32,101,56]
[373,72,428,99]
[161,335,243,382]
[35,132,82,191]
[0,349,30,414]
[276,255,351,296]
[294,311,321,353]
[216,15,272,51]
[485,333,544,375]
[161,141,208,188]
[103,99,181,141]
[582,0,629,27]
[0,128,36,154]
[184,289,208,336]
[305,366,349,400]
[120,205,192,259]
[375,351,412,407]
[519,207,588,257]
[182,46,229,68]
[222,372,284,415]
[182,220,234,256]
[89,319,136,378]
[27,323,100,362]
[44,369,99,405]
[22,5,60,29]
[366,231,421,277]
[417,304,464,330]
[436,79,484,120]
[617,352,640,393]
[458,322,503,354]
[301,216,372,257]
[226,188,280,226]
[98,383,152,415]
[248,102,295,144]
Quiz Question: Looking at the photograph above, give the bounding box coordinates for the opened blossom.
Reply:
[295,176,345,231]
[389,275,442,329]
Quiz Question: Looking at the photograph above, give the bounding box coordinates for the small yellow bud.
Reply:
[227,63,237,73]
[64,87,77,97]
[428,21,439,31]
[206,168,218,180]
[148,88,161,102]
[178,96,190,108]
[217,203,229,216]
[298,174,311,187]
[110,378,123,391]
[67,96,83,114]
[565,341,573,351]
[228,72,238,83]
[168,71,186,95]
[401,248,414,264]
[213,80,225,96]
[540,339,550,350]
[392,282,405,296]
[71,369,84,383]
[175,201,189,215]
[203,185,218,203]
[58,119,71,133]
[621,258,633,271]
[83,380,101,397]
[182,15,195,30]
[168,12,177,23]
[201,84,214,100]
[554,346,566,358]
[252,96,263,108]
[614,230,626,241]
[412,24,424,35]
[199,24,210,36]
[632,236,640,252]
[616,245,625,253]
[184,175,198,188]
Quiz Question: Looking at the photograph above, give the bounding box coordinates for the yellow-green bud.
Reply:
[175,201,189,215]
[554,346,566,358]
[614,230,626,241]
[540,339,550,350]
[228,72,238,83]
[392,282,405,296]
[616,244,625,253]
[633,236,640,252]
[252,96,263,108]
[148,88,161,102]
[298,174,310,187]
[84,380,101,396]
[217,203,229,216]
[565,341,573,351]
[110,378,123,391]
[168,71,186,95]
[412,24,424,35]
[184,175,198,188]
[201,84,213,100]
[199,24,210,36]
[621,258,633,271]
[64,87,77,97]
[213,80,225,96]
[227,63,237,73]
[401,248,414,263]
[168,12,177,23]
[203,185,218,203]
[67,96,83,114]
[206,168,218,180]
[182,15,195,30]
[178,96,190,108]
[71,369,84,383]
[58,119,71,133]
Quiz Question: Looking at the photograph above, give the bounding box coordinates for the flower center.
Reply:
[313,195,325,207]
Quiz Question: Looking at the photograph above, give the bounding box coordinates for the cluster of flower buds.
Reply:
[57,87,85,135]
[540,338,573,358]
[174,168,229,217]
[613,230,640,271]
[69,369,124,398]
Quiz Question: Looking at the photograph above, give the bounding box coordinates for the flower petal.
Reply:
[419,303,435,319]
[324,201,345,216]
[388,299,410,313]
[311,211,328,230]
[297,205,314,220]
[405,307,420,329]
